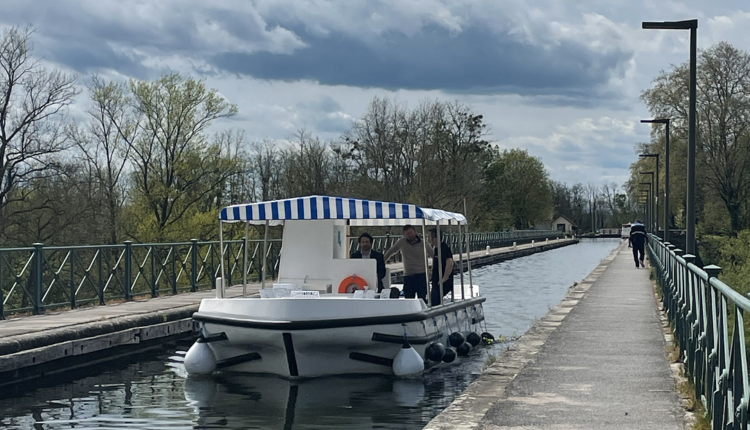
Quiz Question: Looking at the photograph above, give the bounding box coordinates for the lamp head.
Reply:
[642,20,697,30]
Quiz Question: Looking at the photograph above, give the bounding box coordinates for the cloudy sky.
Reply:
[2,0,749,188]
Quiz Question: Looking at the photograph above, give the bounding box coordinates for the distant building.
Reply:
[535,215,577,234]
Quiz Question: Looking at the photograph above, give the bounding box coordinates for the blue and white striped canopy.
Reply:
[220,195,467,226]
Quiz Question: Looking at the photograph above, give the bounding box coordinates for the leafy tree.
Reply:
[719,229,750,296]
[124,73,239,241]
[337,97,491,223]
[641,42,750,235]
[484,149,553,230]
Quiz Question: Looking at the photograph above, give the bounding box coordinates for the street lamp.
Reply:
[640,182,652,232]
[640,172,655,232]
[638,201,647,226]
[640,165,658,236]
[641,119,670,243]
[642,19,697,253]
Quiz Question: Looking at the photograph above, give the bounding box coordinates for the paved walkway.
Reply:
[426,242,686,430]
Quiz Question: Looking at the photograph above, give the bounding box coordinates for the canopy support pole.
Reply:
[261,220,269,290]
[436,222,444,305]
[458,222,466,300]
[421,219,431,306]
[218,221,226,298]
[464,199,474,297]
[243,222,249,297]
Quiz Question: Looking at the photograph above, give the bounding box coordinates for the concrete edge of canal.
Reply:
[0,239,579,387]
[423,240,624,430]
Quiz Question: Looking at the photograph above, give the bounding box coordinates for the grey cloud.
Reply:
[296,95,342,113]
[1,2,293,78]
[296,96,352,133]
[212,24,633,98]
[3,1,633,102]
[598,157,631,169]
[315,114,352,134]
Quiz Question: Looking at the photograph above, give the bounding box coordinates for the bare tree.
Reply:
[68,76,135,243]
[341,97,415,202]
[250,138,281,201]
[214,129,250,207]
[0,26,78,239]
[277,130,332,197]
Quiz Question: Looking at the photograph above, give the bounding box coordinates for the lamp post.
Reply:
[641,201,648,224]
[639,200,648,228]
[641,119,670,243]
[640,182,652,232]
[640,170,656,235]
[642,19,697,253]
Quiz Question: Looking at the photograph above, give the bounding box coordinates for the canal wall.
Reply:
[0,238,577,385]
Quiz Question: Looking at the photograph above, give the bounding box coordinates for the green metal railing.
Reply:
[0,230,564,318]
[649,235,748,429]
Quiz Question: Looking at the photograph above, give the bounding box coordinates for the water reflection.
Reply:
[184,373,454,429]
[0,339,487,430]
[0,238,619,430]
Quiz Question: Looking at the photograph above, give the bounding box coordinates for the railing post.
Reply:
[168,245,175,294]
[33,243,44,315]
[150,247,157,298]
[124,241,132,300]
[190,239,198,292]
[704,265,721,280]
[70,250,76,309]
[98,247,105,305]
[0,250,4,320]
[682,254,695,363]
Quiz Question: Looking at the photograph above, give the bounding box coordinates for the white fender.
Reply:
[392,344,424,377]
[184,341,217,375]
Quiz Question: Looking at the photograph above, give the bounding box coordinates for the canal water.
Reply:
[0,238,621,430]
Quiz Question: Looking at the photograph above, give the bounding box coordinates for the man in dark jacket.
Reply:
[429,228,454,305]
[351,232,387,292]
[628,219,647,268]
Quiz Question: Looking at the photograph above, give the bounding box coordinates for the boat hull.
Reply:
[191,296,487,378]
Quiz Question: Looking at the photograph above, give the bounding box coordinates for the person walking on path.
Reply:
[629,219,647,268]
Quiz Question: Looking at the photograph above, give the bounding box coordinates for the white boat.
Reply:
[185,195,492,378]
[621,223,631,239]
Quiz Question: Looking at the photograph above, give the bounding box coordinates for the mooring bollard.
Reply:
[512,241,516,250]
[531,240,535,247]
[486,245,490,254]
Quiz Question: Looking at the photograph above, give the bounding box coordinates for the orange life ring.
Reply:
[338,275,368,293]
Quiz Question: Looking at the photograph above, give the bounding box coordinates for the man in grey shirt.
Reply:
[384,225,428,300]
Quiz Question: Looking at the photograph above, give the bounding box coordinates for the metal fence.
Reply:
[648,234,748,429]
[0,230,563,318]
